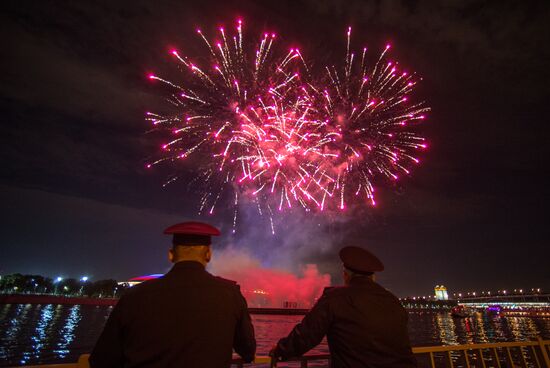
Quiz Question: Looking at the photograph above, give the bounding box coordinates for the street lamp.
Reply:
[54,277,63,295]
[79,276,89,295]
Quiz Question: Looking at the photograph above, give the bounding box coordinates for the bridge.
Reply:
[399,298,457,311]
[457,293,550,309]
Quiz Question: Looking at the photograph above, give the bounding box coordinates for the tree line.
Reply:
[0,273,128,298]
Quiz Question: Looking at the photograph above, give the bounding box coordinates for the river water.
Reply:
[1,304,549,366]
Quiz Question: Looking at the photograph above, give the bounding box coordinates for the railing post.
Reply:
[505,347,514,367]
[429,352,436,368]
[476,349,487,368]
[446,351,454,368]
[537,337,550,368]
[491,347,502,368]
[529,345,542,368]
[462,350,471,368]
[77,354,90,368]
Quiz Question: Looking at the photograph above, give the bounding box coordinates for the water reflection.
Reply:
[27,304,55,363]
[435,312,458,345]
[0,304,28,362]
[473,312,488,343]
[508,316,540,341]
[0,304,11,321]
[1,305,550,367]
[55,305,81,358]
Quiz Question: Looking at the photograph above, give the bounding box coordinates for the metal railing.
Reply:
[13,338,550,368]
[410,337,550,368]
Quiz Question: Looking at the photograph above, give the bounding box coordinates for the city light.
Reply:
[81,276,89,282]
[55,277,63,283]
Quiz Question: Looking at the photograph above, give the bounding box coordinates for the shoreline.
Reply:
[0,294,118,306]
[0,294,310,314]
[3,294,549,317]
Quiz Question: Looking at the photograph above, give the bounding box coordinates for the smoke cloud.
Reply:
[209,247,331,308]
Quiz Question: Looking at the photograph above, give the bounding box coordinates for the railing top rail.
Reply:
[411,340,541,353]
[9,340,550,368]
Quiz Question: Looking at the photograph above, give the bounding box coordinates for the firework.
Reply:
[234,95,335,212]
[146,20,304,224]
[301,27,430,210]
[147,22,430,228]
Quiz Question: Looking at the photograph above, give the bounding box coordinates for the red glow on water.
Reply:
[211,251,330,308]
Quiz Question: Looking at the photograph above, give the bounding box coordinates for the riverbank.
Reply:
[0,294,117,306]
[0,294,310,314]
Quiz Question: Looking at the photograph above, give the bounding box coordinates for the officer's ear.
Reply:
[168,248,175,263]
[205,246,212,263]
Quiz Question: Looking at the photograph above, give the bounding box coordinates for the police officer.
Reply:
[270,246,416,368]
[90,221,256,368]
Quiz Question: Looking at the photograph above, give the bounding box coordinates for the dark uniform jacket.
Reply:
[89,261,256,368]
[275,277,416,368]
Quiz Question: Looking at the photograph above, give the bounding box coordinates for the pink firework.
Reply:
[301,28,430,210]
[234,95,335,212]
[146,22,430,230]
[146,19,303,228]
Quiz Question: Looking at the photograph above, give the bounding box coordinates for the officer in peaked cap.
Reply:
[271,246,416,368]
[90,221,256,368]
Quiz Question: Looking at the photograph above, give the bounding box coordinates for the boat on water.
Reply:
[451,305,472,318]
[485,304,504,317]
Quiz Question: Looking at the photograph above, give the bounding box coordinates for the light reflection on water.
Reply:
[25,304,55,364]
[54,305,81,358]
[0,305,549,366]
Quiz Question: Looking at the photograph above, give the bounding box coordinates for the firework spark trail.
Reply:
[300,27,430,210]
[232,96,336,212]
[146,20,309,227]
[147,21,430,230]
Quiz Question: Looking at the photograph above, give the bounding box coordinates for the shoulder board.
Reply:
[214,276,238,286]
[322,286,345,296]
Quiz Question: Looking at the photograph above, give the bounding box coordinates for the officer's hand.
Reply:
[269,344,282,363]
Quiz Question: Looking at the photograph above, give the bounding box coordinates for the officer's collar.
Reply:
[349,275,375,286]
[171,260,207,270]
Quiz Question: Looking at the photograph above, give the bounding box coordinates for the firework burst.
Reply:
[234,95,335,212]
[146,22,430,230]
[301,27,430,210]
[146,20,304,227]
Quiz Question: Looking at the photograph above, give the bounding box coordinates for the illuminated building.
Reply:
[434,285,449,300]
[119,274,163,287]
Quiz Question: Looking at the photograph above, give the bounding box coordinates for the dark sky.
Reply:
[1,0,549,297]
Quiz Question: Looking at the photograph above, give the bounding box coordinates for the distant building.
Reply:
[283,301,298,309]
[434,285,449,300]
[119,274,163,287]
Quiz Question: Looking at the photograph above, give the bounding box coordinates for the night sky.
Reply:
[1,1,549,297]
